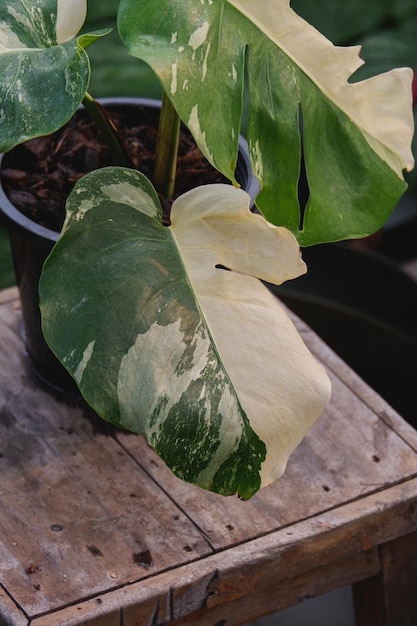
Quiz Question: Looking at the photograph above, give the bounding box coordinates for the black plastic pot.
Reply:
[268,242,417,426]
[0,97,259,395]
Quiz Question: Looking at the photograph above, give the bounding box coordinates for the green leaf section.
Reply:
[0,1,109,152]
[118,0,412,245]
[39,167,265,499]
[0,0,58,49]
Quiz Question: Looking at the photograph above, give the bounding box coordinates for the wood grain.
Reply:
[165,549,380,626]
[0,294,211,620]
[2,290,417,625]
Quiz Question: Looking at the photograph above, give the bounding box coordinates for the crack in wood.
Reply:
[204,569,220,608]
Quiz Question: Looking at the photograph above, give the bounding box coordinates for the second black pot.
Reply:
[268,242,417,425]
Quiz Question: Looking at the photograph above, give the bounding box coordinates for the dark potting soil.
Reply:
[1,107,229,231]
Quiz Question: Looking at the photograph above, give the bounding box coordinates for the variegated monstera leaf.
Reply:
[39,168,331,499]
[0,0,108,152]
[118,0,415,245]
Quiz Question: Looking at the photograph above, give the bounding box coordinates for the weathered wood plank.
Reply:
[0,412,211,617]
[0,587,28,626]
[0,302,212,620]
[195,478,417,613]
[2,290,417,625]
[165,548,380,626]
[25,477,417,626]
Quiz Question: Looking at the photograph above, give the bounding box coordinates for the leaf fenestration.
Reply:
[118,0,414,244]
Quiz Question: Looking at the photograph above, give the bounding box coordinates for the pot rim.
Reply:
[0,149,60,242]
[0,97,259,242]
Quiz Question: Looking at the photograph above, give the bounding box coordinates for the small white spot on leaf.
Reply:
[188,21,209,51]
[69,295,88,314]
[74,340,96,384]
[202,42,211,81]
[188,104,213,163]
[171,62,178,95]
[63,348,76,365]
[74,199,95,221]
[250,139,264,180]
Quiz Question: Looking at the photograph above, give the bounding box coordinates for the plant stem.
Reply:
[154,92,181,199]
[82,93,133,168]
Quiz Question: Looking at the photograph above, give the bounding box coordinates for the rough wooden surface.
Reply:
[1,286,417,626]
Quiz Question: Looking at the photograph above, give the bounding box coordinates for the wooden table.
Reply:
[1,285,417,626]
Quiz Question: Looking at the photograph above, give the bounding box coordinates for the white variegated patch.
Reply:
[250,138,264,181]
[170,184,331,487]
[188,21,209,51]
[202,42,210,81]
[0,21,26,51]
[69,198,96,223]
[74,339,96,384]
[188,104,214,164]
[171,62,178,94]
[195,384,243,487]
[101,181,159,219]
[117,319,228,434]
[117,314,253,490]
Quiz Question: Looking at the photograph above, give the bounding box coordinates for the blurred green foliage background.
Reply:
[1,0,416,289]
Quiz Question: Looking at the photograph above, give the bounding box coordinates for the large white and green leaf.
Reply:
[0,0,108,152]
[118,0,414,245]
[39,167,331,498]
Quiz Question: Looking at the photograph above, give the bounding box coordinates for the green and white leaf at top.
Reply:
[0,0,108,152]
[39,167,331,499]
[118,0,415,245]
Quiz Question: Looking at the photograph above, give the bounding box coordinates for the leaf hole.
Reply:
[298,104,310,231]
[215,264,231,271]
